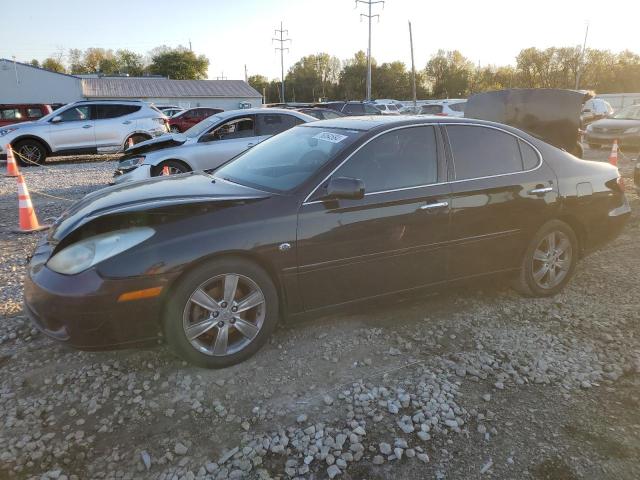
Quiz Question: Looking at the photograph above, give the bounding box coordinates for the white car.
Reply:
[0,100,167,164]
[372,99,403,115]
[113,108,316,184]
[419,99,467,117]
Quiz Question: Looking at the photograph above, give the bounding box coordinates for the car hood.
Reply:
[589,118,640,129]
[3,120,39,130]
[124,133,188,155]
[465,88,590,151]
[49,172,270,241]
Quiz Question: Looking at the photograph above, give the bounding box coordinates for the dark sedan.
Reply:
[585,104,640,150]
[24,116,630,368]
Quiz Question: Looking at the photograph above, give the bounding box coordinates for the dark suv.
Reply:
[0,104,52,127]
[315,101,382,116]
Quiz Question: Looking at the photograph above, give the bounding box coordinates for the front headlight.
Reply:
[624,126,640,134]
[118,156,146,169]
[0,127,18,137]
[47,227,155,275]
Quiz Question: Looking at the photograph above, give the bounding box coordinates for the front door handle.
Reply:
[528,187,553,195]
[420,201,449,210]
[82,124,93,129]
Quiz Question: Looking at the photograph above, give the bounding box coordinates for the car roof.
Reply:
[297,115,514,132]
[215,107,315,120]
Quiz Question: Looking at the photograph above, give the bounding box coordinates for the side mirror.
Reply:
[50,116,62,123]
[322,177,365,200]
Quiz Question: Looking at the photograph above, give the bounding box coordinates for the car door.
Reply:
[296,125,450,311]
[189,115,257,170]
[444,124,559,280]
[93,104,141,151]
[48,104,95,151]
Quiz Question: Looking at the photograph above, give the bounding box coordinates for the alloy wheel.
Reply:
[182,274,266,356]
[531,230,572,289]
[19,145,42,163]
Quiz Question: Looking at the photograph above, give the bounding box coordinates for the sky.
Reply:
[1,0,638,81]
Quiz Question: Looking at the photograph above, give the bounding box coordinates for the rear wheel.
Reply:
[163,258,279,368]
[14,139,47,165]
[513,220,578,297]
[151,160,190,177]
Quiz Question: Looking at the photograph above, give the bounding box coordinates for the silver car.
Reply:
[113,108,316,184]
[0,100,168,165]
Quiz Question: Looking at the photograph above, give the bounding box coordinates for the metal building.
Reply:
[0,59,262,110]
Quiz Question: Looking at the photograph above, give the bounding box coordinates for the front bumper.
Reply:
[585,131,640,148]
[24,237,177,350]
[111,164,153,185]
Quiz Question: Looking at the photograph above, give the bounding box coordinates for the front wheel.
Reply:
[14,139,47,165]
[513,220,579,297]
[163,258,279,368]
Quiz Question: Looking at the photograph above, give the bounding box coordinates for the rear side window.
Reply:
[519,140,540,170]
[448,102,466,112]
[447,125,524,180]
[334,126,438,193]
[257,114,299,135]
[0,108,22,119]
[421,105,443,115]
[95,104,141,119]
[364,104,381,114]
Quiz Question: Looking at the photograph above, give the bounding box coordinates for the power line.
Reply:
[272,21,291,103]
[356,0,384,101]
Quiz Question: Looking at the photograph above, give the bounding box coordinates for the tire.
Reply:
[14,139,47,166]
[170,126,181,133]
[163,257,279,368]
[512,220,579,297]
[588,143,600,150]
[151,160,190,177]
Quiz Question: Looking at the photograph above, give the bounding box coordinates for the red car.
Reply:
[168,107,223,133]
[0,104,53,127]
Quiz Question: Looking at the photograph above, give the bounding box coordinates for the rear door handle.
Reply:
[420,201,449,210]
[528,187,553,195]
[82,124,93,129]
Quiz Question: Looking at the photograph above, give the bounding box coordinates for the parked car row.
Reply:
[23,89,630,368]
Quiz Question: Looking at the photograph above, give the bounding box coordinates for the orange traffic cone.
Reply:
[162,165,170,176]
[15,174,49,233]
[608,140,619,167]
[4,144,20,177]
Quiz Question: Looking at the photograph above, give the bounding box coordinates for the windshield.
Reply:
[184,115,223,138]
[215,126,363,193]
[612,105,640,120]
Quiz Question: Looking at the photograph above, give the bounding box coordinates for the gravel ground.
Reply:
[0,149,638,480]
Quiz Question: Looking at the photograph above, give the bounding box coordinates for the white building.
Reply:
[0,59,263,109]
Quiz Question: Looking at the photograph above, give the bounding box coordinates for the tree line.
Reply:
[28,46,209,80]
[27,45,640,101]
[250,47,640,102]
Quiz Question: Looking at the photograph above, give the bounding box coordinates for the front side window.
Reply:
[201,117,255,142]
[57,105,91,122]
[447,125,524,180]
[364,104,381,114]
[27,108,44,118]
[215,126,362,193]
[334,126,438,193]
[344,103,364,114]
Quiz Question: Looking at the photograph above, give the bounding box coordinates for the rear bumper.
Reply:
[585,198,631,253]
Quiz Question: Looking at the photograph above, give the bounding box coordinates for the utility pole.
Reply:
[189,39,192,52]
[216,72,227,80]
[575,22,589,90]
[244,64,248,83]
[272,21,291,103]
[408,21,417,108]
[356,0,384,101]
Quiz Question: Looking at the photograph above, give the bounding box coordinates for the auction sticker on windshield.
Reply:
[313,132,348,143]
